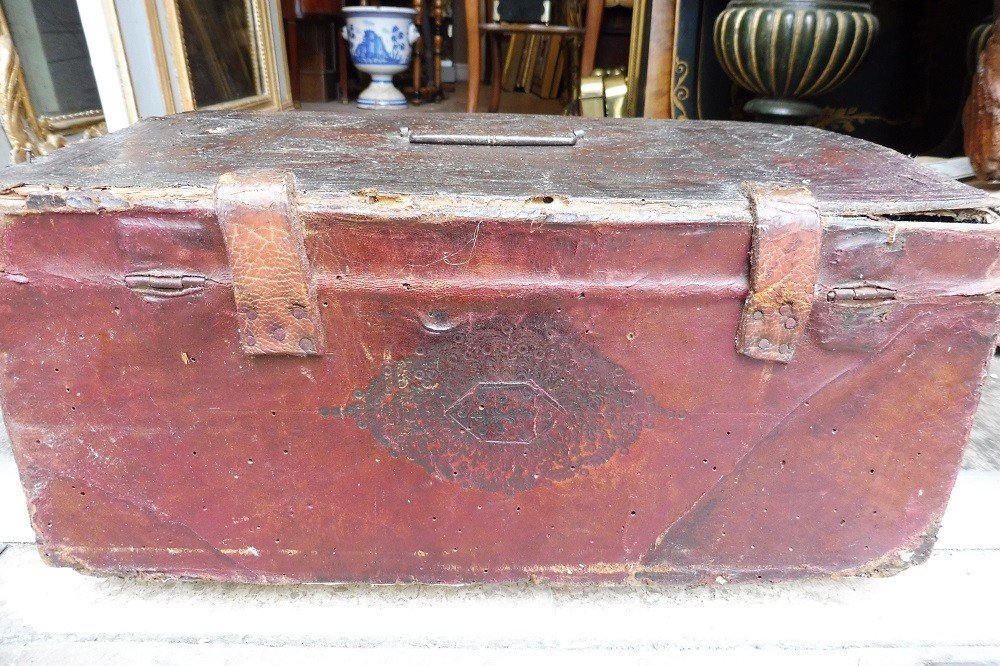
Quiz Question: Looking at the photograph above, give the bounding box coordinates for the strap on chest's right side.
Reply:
[736,184,822,364]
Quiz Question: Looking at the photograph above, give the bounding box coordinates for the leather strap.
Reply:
[736,184,821,364]
[215,172,324,356]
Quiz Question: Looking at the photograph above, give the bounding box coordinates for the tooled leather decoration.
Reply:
[215,172,325,356]
[736,184,821,363]
[342,314,657,493]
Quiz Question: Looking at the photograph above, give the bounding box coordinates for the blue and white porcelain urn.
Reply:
[342,6,420,110]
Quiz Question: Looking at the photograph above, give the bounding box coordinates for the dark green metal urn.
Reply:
[969,22,992,72]
[714,0,879,123]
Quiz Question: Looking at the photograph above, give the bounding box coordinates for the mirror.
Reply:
[0,0,105,162]
[1,0,100,116]
[176,0,262,107]
[170,0,275,109]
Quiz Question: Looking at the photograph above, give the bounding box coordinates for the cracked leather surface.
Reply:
[215,172,324,356]
[736,185,821,363]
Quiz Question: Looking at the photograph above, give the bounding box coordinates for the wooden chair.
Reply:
[464,0,604,112]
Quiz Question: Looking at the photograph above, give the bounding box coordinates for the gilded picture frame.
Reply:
[624,0,649,117]
[161,0,282,112]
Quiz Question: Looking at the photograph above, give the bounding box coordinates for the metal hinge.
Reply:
[826,285,897,302]
[125,273,206,298]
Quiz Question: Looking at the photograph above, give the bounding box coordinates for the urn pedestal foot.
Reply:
[358,74,409,110]
[745,98,821,125]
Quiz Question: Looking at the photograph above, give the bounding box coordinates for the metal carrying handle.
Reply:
[400,127,584,146]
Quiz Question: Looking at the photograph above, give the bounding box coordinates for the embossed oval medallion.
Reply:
[344,315,651,492]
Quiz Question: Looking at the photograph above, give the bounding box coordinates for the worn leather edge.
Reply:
[736,184,821,363]
[215,172,324,356]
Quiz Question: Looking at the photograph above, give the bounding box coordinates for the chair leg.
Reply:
[568,36,582,116]
[581,0,604,77]
[464,0,481,112]
[489,33,502,113]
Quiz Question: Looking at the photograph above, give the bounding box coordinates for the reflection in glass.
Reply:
[0,0,100,117]
[177,0,262,108]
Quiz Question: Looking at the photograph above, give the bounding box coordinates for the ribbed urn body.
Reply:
[714,0,879,120]
[969,22,992,71]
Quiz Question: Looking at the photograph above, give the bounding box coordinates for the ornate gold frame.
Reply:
[145,0,176,115]
[624,0,649,117]
[103,0,139,125]
[0,3,106,163]
[161,0,281,111]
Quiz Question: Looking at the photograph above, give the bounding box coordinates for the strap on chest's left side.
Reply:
[215,172,325,357]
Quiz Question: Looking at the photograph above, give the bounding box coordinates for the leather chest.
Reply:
[1,111,998,584]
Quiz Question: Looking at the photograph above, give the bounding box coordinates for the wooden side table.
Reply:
[282,0,350,103]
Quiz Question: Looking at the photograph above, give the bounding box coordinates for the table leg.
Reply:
[334,17,349,103]
[432,0,445,99]
[489,33,502,112]
[411,0,425,103]
[285,18,300,102]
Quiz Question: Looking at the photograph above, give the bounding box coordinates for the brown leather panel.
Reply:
[3,199,999,584]
[215,172,324,356]
[736,185,821,363]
